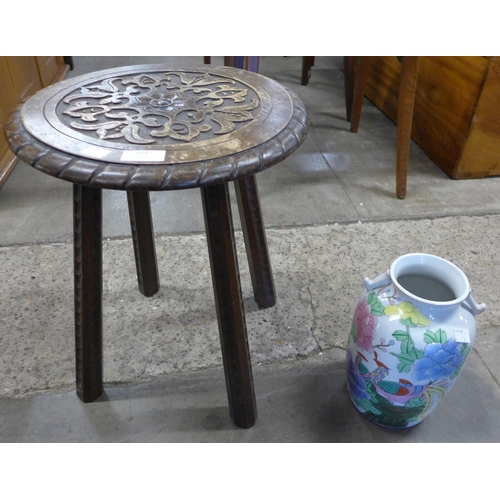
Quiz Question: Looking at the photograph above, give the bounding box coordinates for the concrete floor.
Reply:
[1,56,500,442]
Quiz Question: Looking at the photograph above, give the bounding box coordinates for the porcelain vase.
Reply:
[346,253,486,429]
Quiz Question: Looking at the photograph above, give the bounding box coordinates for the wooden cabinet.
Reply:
[364,56,500,179]
[0,58,19,176]
[36,56,70,88]
[0,56,70,187]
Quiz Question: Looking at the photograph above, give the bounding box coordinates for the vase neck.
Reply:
[390,254,470,306]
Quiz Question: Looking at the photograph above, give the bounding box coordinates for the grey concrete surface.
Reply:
[1,56,500,442]
[2,346,499,443]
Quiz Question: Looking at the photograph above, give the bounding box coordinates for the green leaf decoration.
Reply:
[400,317,417,328]
[401,337,416,355]
[410,350,420,362]
[461,344,472,358]
[424,330,435,343]
[367,292,385,317]
[393,330,410,341]
[363,393,425,428]
[357,397,382,415]
[391,352,415,364]
[406,396,426,408]
[391,331,422,372]
[397,363,412,373]
[436,329,447,343]
[391,350,416,373]
[424,328,448,344]
[365,381,378,399]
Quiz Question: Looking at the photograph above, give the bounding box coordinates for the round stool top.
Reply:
[6,64,309,190]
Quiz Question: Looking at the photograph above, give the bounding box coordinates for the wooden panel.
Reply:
[414,56,488,177]
[1,57,42,187]
[0,57,18,170]
[36,56,65,87]
[1,56,69,187]
[6,56,42,102]
[456,57,500,178]
[365,56,491,178]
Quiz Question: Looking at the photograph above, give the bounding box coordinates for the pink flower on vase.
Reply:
[354,296,377,352]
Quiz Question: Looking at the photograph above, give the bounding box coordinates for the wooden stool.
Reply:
[6,64,309,428]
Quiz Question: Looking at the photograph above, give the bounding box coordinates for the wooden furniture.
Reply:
[301,56,315,85]
[6,63,309,428]
[362,56,500,179]
[204,56,259,72]
[0,56,70,187]
[347,56,420,199]
[204,57,314,84]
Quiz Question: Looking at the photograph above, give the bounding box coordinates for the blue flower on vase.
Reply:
[413,339,465,382]
[346,350,370,400]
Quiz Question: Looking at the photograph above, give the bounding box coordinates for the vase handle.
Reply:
[461,293,486,316]
[364,270,392,291]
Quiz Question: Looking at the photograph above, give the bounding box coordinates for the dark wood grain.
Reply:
[201,183,257,428]
[235,175,276,308]
[73,184,103,402]
[5,63,310,428]
[127,191,160,297]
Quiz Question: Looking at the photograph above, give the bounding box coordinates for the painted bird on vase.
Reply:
[361,352,428,405]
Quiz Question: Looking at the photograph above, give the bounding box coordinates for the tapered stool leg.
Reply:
[201,183,257,428]
[225,54,275,309]
[73,184,103,403]
[127,191,160,297]
[234,175,276,308]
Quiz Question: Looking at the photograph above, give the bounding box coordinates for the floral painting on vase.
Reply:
[346,285,472,428]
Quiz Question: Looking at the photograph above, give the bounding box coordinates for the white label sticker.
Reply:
[454,328,471,343]
[120,150,166,162]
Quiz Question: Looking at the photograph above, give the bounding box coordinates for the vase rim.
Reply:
[389,253,470,306]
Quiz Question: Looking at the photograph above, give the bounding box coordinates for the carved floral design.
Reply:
[59,72,260,144]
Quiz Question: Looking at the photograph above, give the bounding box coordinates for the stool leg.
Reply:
[201,183,257,428]
[127,191,160,297]
[73,184,103,403]
[234,175,276,308]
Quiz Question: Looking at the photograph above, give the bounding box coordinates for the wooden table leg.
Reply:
[201,183,257,428]
[234,175,276,308]
[127,191,160,297]
[73,184,103,402]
